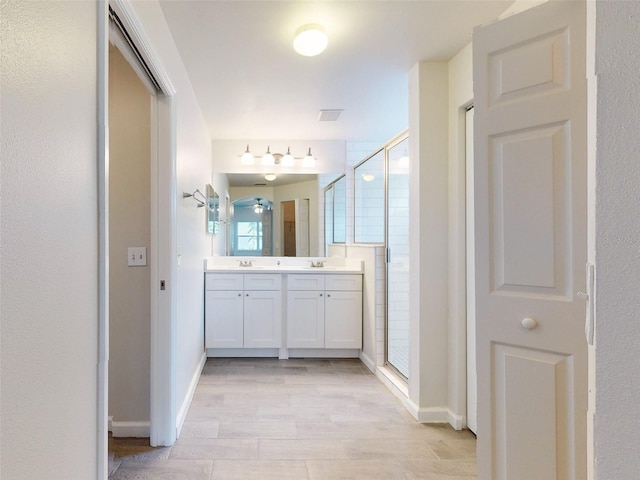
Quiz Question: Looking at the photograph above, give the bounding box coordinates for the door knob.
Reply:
[521,317,538,330]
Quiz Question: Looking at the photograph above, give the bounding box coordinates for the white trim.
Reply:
[176,352,206,437]
[97,2,110,479]
[448,410,466,431]
[109,0,175,95]
[110,421,151,438]
[405,401,451,424]
[376,365,408,401]
[359,351,376,373]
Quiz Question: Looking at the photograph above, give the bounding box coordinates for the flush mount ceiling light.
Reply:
[265,173,277,182]
[362,173,376,182]
[293,24,328,57]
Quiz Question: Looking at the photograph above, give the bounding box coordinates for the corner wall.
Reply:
[1,2,99,478]
[407,62,450,422]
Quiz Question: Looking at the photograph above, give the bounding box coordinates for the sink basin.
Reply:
[302,266,338,270]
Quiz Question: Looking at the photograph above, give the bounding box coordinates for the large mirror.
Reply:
[227,173,341,257]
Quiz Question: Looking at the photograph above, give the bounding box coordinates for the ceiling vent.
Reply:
[318,109,343,122]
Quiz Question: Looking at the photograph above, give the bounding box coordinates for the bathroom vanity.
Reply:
[204,257,363,359]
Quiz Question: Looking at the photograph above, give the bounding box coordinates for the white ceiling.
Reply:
[227,172,317,187]
[159,1,513,142]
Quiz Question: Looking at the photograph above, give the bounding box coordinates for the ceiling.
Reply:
[159,0,513,142]
[227,172,317,187]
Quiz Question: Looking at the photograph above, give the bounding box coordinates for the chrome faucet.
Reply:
[309,259,324,268]
[239,260,253,267]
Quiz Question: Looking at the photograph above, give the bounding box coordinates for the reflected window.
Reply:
[236,221,262,251]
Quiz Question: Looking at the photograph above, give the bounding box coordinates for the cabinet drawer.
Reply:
[244,273,282,291]
[324,274,362,291]
[206,273,243,291]
[288,274,325,291]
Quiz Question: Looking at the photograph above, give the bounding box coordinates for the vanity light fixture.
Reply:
[293,24,328,57]
[302,147,316,168]
[238,146,316,168]
[265,173,277,181]
[281,147,295,167]
[262,146,275,166]
[241,145,254,165]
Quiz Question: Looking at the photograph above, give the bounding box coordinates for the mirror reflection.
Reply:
[228,173,341,257]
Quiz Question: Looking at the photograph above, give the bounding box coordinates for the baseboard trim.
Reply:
[110,420,150,438]
[176,351,206,437]
[448,410,465,431]
[359,351,376,373]
[405,399,450,424]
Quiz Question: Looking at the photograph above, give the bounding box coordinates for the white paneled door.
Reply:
[473,1,587,479]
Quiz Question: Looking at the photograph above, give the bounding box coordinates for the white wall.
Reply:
[407,62,450,422]
[592,1,640,477]
[1,2,99,478]
[130,0,221,433]
[447,43,473,427]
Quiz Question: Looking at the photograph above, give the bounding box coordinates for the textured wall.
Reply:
[0,1,98,478]
[108,45,152,428]
[594,1,640,477]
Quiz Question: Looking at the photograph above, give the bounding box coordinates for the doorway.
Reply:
[107,43,152,441]
[282,200,296,256]
[99,3,179,477]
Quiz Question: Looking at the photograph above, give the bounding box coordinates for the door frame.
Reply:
[98,0,177,476]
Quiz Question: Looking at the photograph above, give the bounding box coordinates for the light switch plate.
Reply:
[128,247,147,266]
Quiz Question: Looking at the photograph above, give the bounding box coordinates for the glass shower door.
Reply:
[386,136,410,378]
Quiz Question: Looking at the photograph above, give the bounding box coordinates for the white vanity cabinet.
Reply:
[287,274,362,349]
[205,273,282,349]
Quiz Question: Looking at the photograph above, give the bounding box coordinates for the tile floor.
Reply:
[109,358,476,479]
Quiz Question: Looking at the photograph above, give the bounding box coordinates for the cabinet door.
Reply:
[243,290,282,348]
[325,291,362,349]
[205,290,243,348]
[287,290,325,348]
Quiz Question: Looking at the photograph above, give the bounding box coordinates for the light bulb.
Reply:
[262,146,275,166]
[302,147,316,168]
[241,145,254,165]
[281,147,295,167]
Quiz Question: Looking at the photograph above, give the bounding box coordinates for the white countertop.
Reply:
[204,257,363,274]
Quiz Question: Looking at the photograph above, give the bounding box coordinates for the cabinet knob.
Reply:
[327,294,331,297]
[246,293,249,297]
[320,293,323,297]
[521,317,538,330]
[238,293,241,297]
